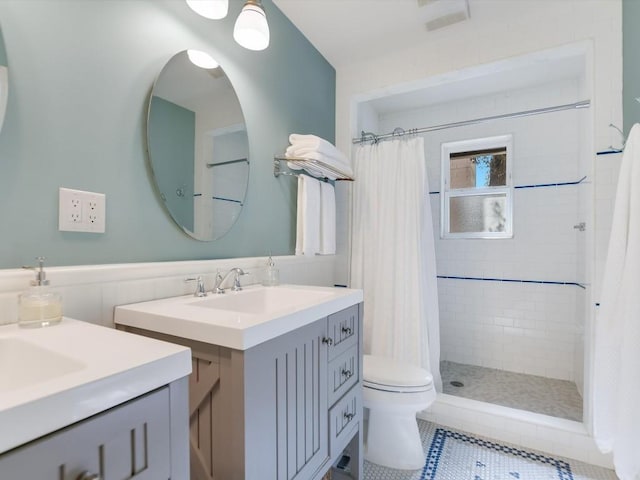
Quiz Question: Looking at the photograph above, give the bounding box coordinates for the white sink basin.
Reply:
[0,318,191,455]
[192,286,334,315]
[115,284,363,350]
[0,337,85,393]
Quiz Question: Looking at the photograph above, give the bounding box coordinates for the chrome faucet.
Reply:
[185,276,207,297]
[214,268,245,293]
[212,270,225,294]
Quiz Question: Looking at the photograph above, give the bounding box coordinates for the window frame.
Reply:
[440,134,513,239]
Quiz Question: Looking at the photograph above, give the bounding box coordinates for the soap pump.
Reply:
[262,254,280,287]
[18,256,63,328]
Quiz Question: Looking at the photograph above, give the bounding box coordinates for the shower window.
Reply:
[441,135,513,239]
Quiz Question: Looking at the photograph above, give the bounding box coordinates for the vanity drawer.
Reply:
[328,346,359,406]
[0,387,172,480]
[328,386,361,459]
[327,304,359,361]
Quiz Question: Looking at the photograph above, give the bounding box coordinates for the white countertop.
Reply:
[0,318,191,454]
[115,284,363,350]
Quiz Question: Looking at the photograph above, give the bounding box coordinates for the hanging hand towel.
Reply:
[319,182,336,255]
[295,175,321,256]
[593,123,640,480]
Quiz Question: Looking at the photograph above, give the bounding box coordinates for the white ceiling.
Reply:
[366,54,585,114]
[271,0,455,67]
[270,1,586,114]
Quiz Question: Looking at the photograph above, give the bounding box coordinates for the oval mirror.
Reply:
[0,25,9,133]
[147,50,249,241]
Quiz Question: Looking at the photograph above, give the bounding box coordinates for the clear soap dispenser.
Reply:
[262,255,280,287]
[19,257,63,328]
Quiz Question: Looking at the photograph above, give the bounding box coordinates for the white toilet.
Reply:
[363,354,436,470]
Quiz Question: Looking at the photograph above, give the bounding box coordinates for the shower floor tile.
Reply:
[440,360,583,421]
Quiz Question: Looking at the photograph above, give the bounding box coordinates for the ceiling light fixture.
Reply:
[186,0,229,20]
[233,0,270,51]
[187,49,220,69]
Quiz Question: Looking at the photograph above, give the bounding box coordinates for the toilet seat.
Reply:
[363,354,433,393]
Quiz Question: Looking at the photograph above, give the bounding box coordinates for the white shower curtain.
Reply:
[350,136,442,391]
[593,123,640,480]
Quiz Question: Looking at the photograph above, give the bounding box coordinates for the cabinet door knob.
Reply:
[322,337,333,345]
[341,326,352,335]
[76,473,101,480]
[341,369,352,378]
[344,412,355,421]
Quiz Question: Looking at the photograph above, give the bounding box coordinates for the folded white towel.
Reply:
[288,134,351,166]
[295,175,321,256]
[286,150,352,180]
[286,149,353,178]
[286,157,328,179]
[319,182,336,255]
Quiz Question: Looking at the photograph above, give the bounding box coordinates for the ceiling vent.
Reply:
[417,0,470,31]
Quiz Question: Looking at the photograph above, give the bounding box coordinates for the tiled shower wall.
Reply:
[379,79,588,381]
[437,280,583,380]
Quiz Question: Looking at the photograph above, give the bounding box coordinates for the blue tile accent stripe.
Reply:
[596,149,623,155]
[212,196,243,205]
[437,275,586,289]
[194,194,243,204]
[514,175,587,190]
[428,176,588,195]
[422,428,574,480]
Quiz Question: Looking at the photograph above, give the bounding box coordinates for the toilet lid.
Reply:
[363,354,433,392]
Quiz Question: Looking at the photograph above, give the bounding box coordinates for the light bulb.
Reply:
[186,0,228,20]
[233,1,270,51]
[187,50,219,69]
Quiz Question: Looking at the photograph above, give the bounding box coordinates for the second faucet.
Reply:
[214,268,245,293]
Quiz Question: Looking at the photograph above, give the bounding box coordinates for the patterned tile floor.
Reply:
[362,420,618,480]
[440,361,583,421]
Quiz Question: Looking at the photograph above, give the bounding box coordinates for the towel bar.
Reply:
[273,156,354,182]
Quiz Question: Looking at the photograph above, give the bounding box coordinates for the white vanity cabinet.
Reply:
[0,383,183,479]
[118,301,364,480]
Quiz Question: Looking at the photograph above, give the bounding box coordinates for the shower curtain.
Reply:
[593,123,640,480]
[350,136,442,391]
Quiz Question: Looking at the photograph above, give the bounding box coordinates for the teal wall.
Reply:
[623,0,640,135]
[148,96,195,233]
[0,28,6,67]
[0,0,335,268]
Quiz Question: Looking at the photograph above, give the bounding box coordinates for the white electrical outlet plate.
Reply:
[59,187,106,233]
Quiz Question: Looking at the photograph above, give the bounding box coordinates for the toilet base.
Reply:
[364,408,425,470]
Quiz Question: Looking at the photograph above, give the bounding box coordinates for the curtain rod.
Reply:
[352,99,590,145]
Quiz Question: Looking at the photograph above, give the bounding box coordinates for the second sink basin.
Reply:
[192,285,334,315]
[0,337,85,393]
[115,284,364,350]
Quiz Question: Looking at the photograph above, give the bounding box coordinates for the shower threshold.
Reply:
[440,360,583,422]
